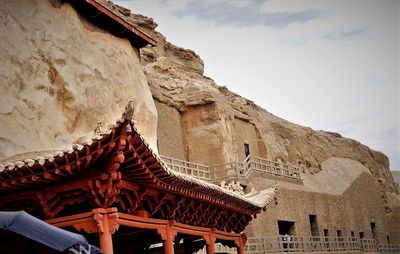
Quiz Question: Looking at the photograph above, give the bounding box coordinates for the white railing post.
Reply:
[262,236,267,253]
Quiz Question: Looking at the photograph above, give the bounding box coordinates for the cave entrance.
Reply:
[370,222,377,240]
[244,143,250,158]
[278,220,296,236]
[309,215,319,237]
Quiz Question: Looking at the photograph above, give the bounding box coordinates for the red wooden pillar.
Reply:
[93,211,119,254]
[237,234,247,254]
[237,241,244,254]
[93,208,119,254]
[163,222,175,254]
[206,242,215,254]
[206,231,216,254]
[99,214,113,254]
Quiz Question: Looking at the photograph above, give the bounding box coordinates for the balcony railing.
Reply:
[247,236,361,253]
[196,236,400,253]
[361,239,379,252]
[160,155,301,183]
[197,243,237,254]
[377,243,400,254]
[159,156,211,181]
[245,236,400,254]
[358,239,400,253]
[246,156,300,180]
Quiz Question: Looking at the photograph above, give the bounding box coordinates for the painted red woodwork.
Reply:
[0,119,259,232]
[82,0,157,46]
[0,114,263,253]
[46,208,244,254]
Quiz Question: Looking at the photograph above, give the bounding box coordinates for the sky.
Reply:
[115,0,400,170]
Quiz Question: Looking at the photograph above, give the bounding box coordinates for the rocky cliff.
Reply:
[0,0,158,160]
[1,0,398,212]
[108,4,400,211]
[393,171,400,185]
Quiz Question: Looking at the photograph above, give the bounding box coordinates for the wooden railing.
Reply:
[247,156,300,180]
[159,156,211,181]
[244,236,361,253]
[359,239,400,253]
[160,155,301,183]
[377,243,400,254]
[197,243,237,253]
[243,236,400,253]
[195,236,400,253]
[361,239,379,252]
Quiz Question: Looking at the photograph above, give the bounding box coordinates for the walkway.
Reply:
[198,236,400,254]
[160,155,301,184]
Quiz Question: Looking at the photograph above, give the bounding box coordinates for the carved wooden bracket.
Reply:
[156,220,177,242]
[156,227,177,242]
[234,238,241,249]
[73,220,98,234]
[37,189,88,219]
[36,190,57,218]
[203,229,216,246]
[73,208,120,235]
[169,220,178,240]
[93,212,119,234]
[156,228,167,241]
[241,233,247,246]
[88,173,123,208]
[86,125,128,208]
[107,212,120,234]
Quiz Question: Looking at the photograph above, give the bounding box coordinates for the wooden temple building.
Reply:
[0,106,277,254]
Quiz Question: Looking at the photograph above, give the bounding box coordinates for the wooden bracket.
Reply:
[88,173,122,208]
[75,208,120,234]
[36,190,56,218]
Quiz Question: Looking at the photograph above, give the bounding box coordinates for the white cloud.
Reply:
[260,0,333,13]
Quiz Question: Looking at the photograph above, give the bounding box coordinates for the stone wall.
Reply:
[180,102,236,165]
[386,206,400,243]
[152,92,400,243]
[247,166,391,243]
[155,100,186,160]
[233,117,264,161]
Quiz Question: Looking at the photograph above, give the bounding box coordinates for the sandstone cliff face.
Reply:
[0,0,158,159]
[116,10,400,209]
[393,171,400,185]
[1,0,398,213]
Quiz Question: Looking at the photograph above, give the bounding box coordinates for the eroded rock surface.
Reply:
[393,171,400,185]
[0,0,398,213]
[111,8,400,211]
[0,0,158,158]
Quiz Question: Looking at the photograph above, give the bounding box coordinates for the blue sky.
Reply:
[115,0,399,170]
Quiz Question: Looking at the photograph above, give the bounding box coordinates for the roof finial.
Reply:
[94,121,103,134]
[122,100,135,121]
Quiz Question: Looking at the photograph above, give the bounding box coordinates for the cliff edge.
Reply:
[109,4,400,213]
